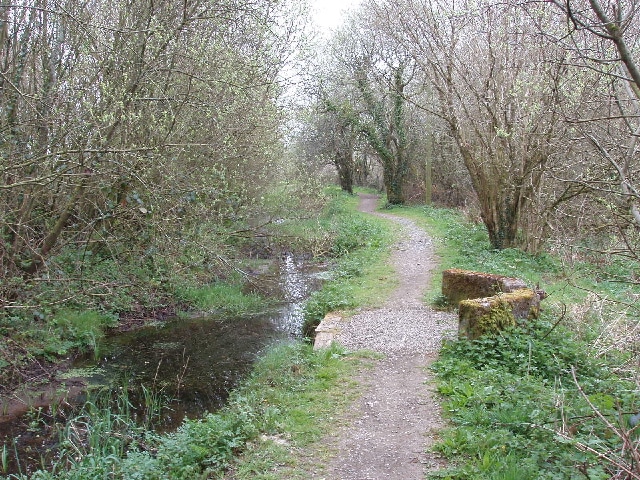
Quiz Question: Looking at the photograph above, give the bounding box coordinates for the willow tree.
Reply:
[0,0,305,306]
[372,0,569,249]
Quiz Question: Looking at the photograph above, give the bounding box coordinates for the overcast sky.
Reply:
[310,0,361,34]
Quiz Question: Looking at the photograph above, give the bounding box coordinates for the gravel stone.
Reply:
[321,194,457,480]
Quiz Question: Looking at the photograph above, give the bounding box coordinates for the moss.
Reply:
[503,288,540,320]
[472,300,516,338]
[458,288,543,340]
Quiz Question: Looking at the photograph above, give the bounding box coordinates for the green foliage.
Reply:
[271,186,390,257]
[0,0,318,398]
[17,343,359,480]
[403,205,560,279]
[388,204,640,478]
[392,205,640,311]
[430,319,639,479]
[52,310,116,348]
[174,282,264,316]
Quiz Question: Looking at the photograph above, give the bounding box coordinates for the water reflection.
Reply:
[71,254,324,426]
[0,254,326,474]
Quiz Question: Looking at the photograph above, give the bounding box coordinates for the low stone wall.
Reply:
[444,269,544,340]
[458,289,541,340]
[313,313,342,350]
[442,268,527,305]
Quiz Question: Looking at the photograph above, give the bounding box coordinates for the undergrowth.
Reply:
[391,205,640,479]
[0,187,373,393]
[431,319,639,479]
[5,188,390,479]
[393,205,638,310]
[12,343,361,480]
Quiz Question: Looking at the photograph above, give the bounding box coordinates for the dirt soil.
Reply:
[308,194,457,480]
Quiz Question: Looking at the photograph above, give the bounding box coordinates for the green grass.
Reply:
[0,310,117,373]
[392,205,638,310]
[16,194,639,479]
[430,318,639,479]
[174,282,265,316]
[1,187,369,390]
[15,343,367,480]
[222,348,377,480]
[389,206,563,302]
[384,204,640,479]
[0,277,265,388]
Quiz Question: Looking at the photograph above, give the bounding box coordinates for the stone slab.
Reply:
[313,313,343,350]
[442,268,528,305]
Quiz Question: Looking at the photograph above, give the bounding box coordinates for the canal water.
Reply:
[0,254,326,476]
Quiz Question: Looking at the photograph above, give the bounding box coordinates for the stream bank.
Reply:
[0,254,326,476]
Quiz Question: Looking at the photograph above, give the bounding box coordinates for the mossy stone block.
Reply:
[442,268,527,305]
[458,288,540,340]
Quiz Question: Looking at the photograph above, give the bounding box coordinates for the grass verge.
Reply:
[11,343,368,480]
[431,318,639,479]
[298,188,397,334]
[389,205,640,479]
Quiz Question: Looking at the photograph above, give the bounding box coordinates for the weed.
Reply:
[174,281,265,316]
[404,205,640,479]
[52,310,115,350]
[25,408,45,433]
[14,343,361,480]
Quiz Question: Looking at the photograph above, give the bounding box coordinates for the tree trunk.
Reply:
[336,150,355,195]
[356,63,410,206]
[455,134,523,250]
[25,180,85,274]
[480,193,521,250]
[425,133,433,205]
[383,159,406,205]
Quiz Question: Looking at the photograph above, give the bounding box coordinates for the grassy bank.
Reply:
[298,190,396,334]
[7,189,397,479]
[13,343,366,480]
[391,205,640,479]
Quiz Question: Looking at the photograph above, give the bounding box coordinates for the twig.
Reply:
[542,303,567,339]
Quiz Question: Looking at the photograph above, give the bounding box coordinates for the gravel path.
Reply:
[320,194,457,480]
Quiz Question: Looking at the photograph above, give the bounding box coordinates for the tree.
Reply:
[307,105,360,194]
[0,0,307,307]
[308,10,422,205]
[540,0,640,262]
[354,57,412,204]
[372,0,570,249]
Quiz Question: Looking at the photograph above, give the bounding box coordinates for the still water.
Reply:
[0,254,326,475]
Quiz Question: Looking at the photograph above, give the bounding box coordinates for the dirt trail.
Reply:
[313,194,457,480]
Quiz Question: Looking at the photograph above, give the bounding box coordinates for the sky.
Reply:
[309,0,362,34]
